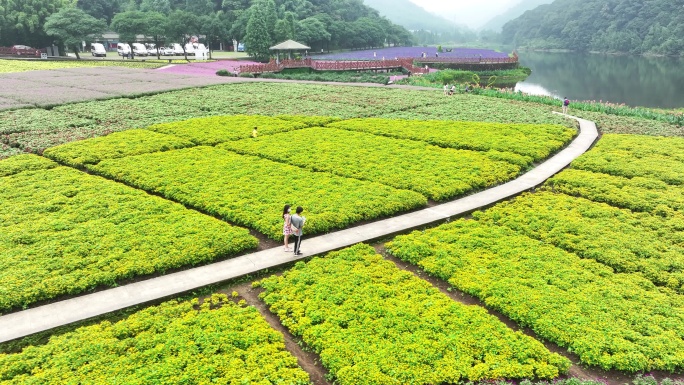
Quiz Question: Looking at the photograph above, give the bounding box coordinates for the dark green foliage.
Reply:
[44,7,107,60]
[503,0,684,55]
[0,0,72,47]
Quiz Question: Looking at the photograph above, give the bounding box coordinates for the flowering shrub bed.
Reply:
[386,220,684,372]
[257,244,569,383]
[0,109,94,135]
[0,295,310,384]
[547,169,684,214]
[43,130,194,167]
[146,115,307,146]
[328,118,575,161]
[544,134,684,215]
[0,59,168,73]
[571,134,684,185]
[473,192,684,292]
[379,95,575,127]
[1,82,575,158]
[0,153,56,177]
[221,127,524,201]
[89,147,427,239]
[0,156,257,312]
[0,145,24,159]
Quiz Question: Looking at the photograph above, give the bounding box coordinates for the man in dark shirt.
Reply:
[290,206,306,256]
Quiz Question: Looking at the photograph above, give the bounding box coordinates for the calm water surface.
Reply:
[515,51,684,108]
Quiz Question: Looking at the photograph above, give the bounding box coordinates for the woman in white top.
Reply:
[282,205,293,251]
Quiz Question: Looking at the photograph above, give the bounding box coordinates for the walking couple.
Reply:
[283,204,305,255]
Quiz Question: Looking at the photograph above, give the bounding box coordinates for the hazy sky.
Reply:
[408,0,520,28]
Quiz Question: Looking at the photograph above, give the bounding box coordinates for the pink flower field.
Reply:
[158,60,260,76]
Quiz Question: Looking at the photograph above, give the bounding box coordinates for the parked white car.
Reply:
[159,46,174,56]
[184,43,196,56]
[146,43,158,56]
[117,43,131,56]
[132,43,148,56]
[90,43,107,57]
[169,43,184,56]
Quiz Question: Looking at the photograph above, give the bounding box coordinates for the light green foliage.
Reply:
[545,134,684,215]
[2,82,569,157]
[43,130,194,167]
[571,134,684,184]
[258,244,570,383]
[274,115,341,127]
[89,146,427,239]
[473,192,684,292]
[220,127,524,201]
[0,154,57,177]
[0,295,310,384]
[146,115,306,145]
[328,118,575,161]
[547,169,684,214]
[386,220,684,372]
[0,59,184,73]
[0,159,257,312]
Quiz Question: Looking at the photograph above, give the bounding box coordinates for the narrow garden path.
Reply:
[0,113,597,343]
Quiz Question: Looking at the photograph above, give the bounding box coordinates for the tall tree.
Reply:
[145,11,167,58]
[199,12,228,57]
[44,7,107,59]
[297,17,330,50]
[245,0,276,61]
[111,10,149,58]
[76,0,124,24]
[274,11,297,42]
[0,0,73,47]
[165,10,199,59]
[139,0,171,14]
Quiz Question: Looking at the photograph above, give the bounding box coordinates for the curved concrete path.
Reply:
[0,113,597,343]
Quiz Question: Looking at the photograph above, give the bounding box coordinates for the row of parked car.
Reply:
[90,42,206,57]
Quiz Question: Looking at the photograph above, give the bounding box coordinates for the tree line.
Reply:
[501,0,684,56]
[0,0,414,60]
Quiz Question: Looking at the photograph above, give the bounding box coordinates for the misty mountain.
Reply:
[363,0,459,33]
[480,0,554,32]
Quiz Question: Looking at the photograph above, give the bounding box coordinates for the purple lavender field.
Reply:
[316,47,511,60]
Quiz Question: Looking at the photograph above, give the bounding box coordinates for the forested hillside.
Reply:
[502,0,684,55]
[0,0,413,52]
[480,0,553,32]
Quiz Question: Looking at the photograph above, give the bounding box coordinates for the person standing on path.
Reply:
[563,97,570,114]
[291,206,306,256]
[443,84,449,96]
[282,205,293,252]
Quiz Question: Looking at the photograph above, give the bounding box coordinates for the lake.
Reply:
[515,51,684,109]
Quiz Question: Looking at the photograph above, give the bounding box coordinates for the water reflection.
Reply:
[515,51,684,108]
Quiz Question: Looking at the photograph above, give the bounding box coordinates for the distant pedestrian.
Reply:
[252,126,258,138]
[373,51,377,58]
[443,84,449,96]
[562,97,570,114]
[282,205,293,252]
[291,206,306,255]
[435,52,439,58]
[450,85,456,95]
